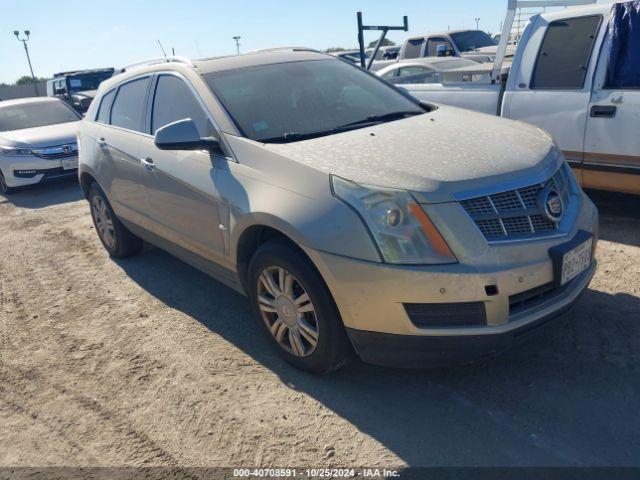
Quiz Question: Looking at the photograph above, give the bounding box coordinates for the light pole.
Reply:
[14,30,39,96]
[233,36,241,55]
[475,17,480,30]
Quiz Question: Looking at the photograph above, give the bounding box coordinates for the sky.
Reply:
[1,0,608,84]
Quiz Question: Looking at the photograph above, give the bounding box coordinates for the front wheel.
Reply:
[248,240,353,374]
[88,183,142,258]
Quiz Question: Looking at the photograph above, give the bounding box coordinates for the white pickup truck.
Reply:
[403,0,640,196]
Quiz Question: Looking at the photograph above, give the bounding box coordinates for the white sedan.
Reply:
[376,57,485,84]
[0,97,81,194]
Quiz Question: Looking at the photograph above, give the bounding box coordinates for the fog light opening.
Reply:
[485,285,499,296]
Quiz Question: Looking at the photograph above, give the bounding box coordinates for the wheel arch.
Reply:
[79,171,98,199]
[235,223,320,295]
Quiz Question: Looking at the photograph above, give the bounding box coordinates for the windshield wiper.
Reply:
[260,111,424,144]
[260,131,332,144]
[336,110,423,129]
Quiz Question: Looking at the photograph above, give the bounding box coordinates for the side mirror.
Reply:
[154,118,221,152]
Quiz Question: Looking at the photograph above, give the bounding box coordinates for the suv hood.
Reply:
[263,106,560,203]
[0,121,80,149]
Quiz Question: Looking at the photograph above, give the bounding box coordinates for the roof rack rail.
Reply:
[119,56,194,73]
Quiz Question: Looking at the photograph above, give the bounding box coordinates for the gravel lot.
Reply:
[1,180,639,469]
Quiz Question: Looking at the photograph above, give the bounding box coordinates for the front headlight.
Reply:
[331,175,457,265]
[0,145,32,156]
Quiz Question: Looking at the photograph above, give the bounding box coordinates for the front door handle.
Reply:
[590,105,617,118]
[141,157,155,170]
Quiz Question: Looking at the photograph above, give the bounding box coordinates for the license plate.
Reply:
[560,237,593,286]
[61,157,78,170]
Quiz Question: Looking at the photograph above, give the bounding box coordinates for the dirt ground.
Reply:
[1,180,639,470]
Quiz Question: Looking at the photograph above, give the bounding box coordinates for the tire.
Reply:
[88,182,142,258]
[247,239,354,374]
[0,170,15,195]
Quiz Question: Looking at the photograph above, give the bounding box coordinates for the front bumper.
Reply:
[303,194,598,367]
[346,263,594,367]
[0,156,78,187]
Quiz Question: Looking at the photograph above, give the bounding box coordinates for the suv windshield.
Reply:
[0,101,80,132]
[67,72,113,93]
[204,59,425,143]
[450,31,497,52]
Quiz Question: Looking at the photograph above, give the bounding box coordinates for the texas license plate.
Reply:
[560,237,593,286]
[61,158,78,170]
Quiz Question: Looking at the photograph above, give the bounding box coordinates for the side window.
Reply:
[426,38,452,57]
[110,77,151,132]
[403,39,425,59]
[531,16,601,90]
[397,66,428,77]
[394,72,439,85]
[151,75,213,136]
[381,69,397,79]
[95,89,116,124]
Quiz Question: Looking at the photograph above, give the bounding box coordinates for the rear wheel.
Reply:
[0,170,15,195]
[248,239,353,374]
[88,183,142,258]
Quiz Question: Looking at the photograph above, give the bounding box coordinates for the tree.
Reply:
[325,47,351,53]
[367,38,395,48]
[15,75,48,85]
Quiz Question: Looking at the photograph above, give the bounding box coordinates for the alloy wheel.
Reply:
[91,195,116,249]
[257,266,319,357]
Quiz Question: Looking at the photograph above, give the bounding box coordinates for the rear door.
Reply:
[137,72,226,261]
[502,14,605,184]
[402,38,426,59]
[582,13,640,195]
[93,76,152,226]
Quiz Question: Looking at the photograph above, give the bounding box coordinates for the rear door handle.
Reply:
[140,157,155,170]
[590,105,617,118]
[97,137,107,147]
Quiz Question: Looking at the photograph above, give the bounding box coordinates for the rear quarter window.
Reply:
[403,39,425,59]
[95,89,116,124]
[531,15,602,90]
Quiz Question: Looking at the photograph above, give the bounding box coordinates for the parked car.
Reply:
[399,30,517,63]
[78,50,598,373]
[402,1,640,196]
[367,45,401,61]
[47,68,115,114]
[0,97,81,194]
[331,47,401,70]
[376,57,484,84]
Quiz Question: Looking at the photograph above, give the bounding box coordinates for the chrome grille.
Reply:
[31,143,78,160]
[461,167,570,241]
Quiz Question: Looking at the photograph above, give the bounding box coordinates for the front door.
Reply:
[137,73,226,262]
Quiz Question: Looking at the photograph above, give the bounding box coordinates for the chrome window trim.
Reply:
[96,73,153,134]
[150,70,237,163]
[90,69,236,162]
